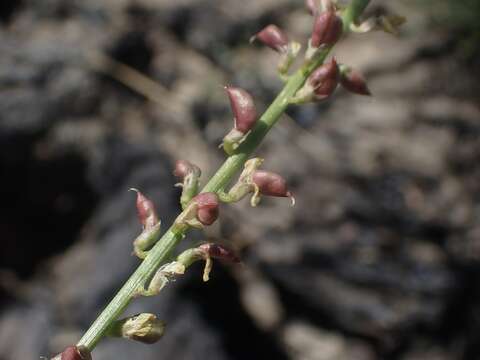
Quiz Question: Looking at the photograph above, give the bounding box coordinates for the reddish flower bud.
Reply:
[193,192,219,226]
[250,24,289,53]
[311,10,343,47]
[252,170,293,199]
[173,159,201,179]
[52,346,91,360]
[130,188,159,229]
[198,243,241,263]
[340,67,371,96]
[309,58,339,99]
[225,86,257,134]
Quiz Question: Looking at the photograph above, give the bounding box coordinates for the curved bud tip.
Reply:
[199,243,241,263]
[252,170,292,198]
[309,57,339,99]
[129,188,159,229]
[311,9,343,48]
[173,160,201,179]
[193,192,219,226]
[340,68,371,96]
[250,24,288,53]
[225,86,257,135]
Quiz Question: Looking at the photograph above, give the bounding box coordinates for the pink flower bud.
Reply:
[305,0,318,14]
[311,10,343,47]
[252,170,293,199]
[173,160,201,179]
[193,192,219,226]
[198,243,241,263]
[250,24,289,53]
[55,346,91,360]
[130,189,159,229]
[340,68,371,96]
[308,58,339,99]
[225,86,257,134]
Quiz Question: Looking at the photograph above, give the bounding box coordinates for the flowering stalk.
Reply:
[74,0,372,354]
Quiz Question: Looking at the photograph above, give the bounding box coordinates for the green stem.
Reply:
[342,0,370,33]
[77,0,370,351]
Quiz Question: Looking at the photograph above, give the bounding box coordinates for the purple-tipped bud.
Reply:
[198,243,241,263]
[251,24,289,53]
[340,68,371,96]
[225,86,257,134]
[173,160,201,179]
[193,193,219,226]
[311,10,343,47]
[309,58,339,99]
[52,346,91,360]
[130,189,159,229]
[252,170,293,199]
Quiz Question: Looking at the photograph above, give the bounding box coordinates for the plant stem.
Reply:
[77,0,370,351]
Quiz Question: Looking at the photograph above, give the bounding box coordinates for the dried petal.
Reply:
[193,192,219,226]
[225,86,257,134]
[340,67,371,96]
[311,10,343,47]
[198,243,241,263]
[130,188,159,229]
[250,24,288,53]
[309,58,339,99]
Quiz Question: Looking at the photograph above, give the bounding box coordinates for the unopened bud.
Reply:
[130,188,159,230]
[250,24,289,53]
[173,160,201,179]
[222,87,258,155]
[193,192,219,226]
[226,86,257,134]
[309,57,339,99]
[108,313,165,344]
[340,66,371,96]
[252,170,294,202]
[50,346,91,360]
[311,10,343,48]
[198,243,241,263]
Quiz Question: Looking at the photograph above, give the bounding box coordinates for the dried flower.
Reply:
[250,24,289,53]
[193,192,219,226]
[129,188,159,230]
[108,313,165,344]
[311,10,343,48]
[340,66,371,96]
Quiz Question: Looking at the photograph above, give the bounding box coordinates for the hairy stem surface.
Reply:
[77,0,370,351]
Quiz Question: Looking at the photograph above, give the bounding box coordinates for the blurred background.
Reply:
[1,0,479,359]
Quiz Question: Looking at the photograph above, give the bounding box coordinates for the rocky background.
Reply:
[1,0,479,359]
